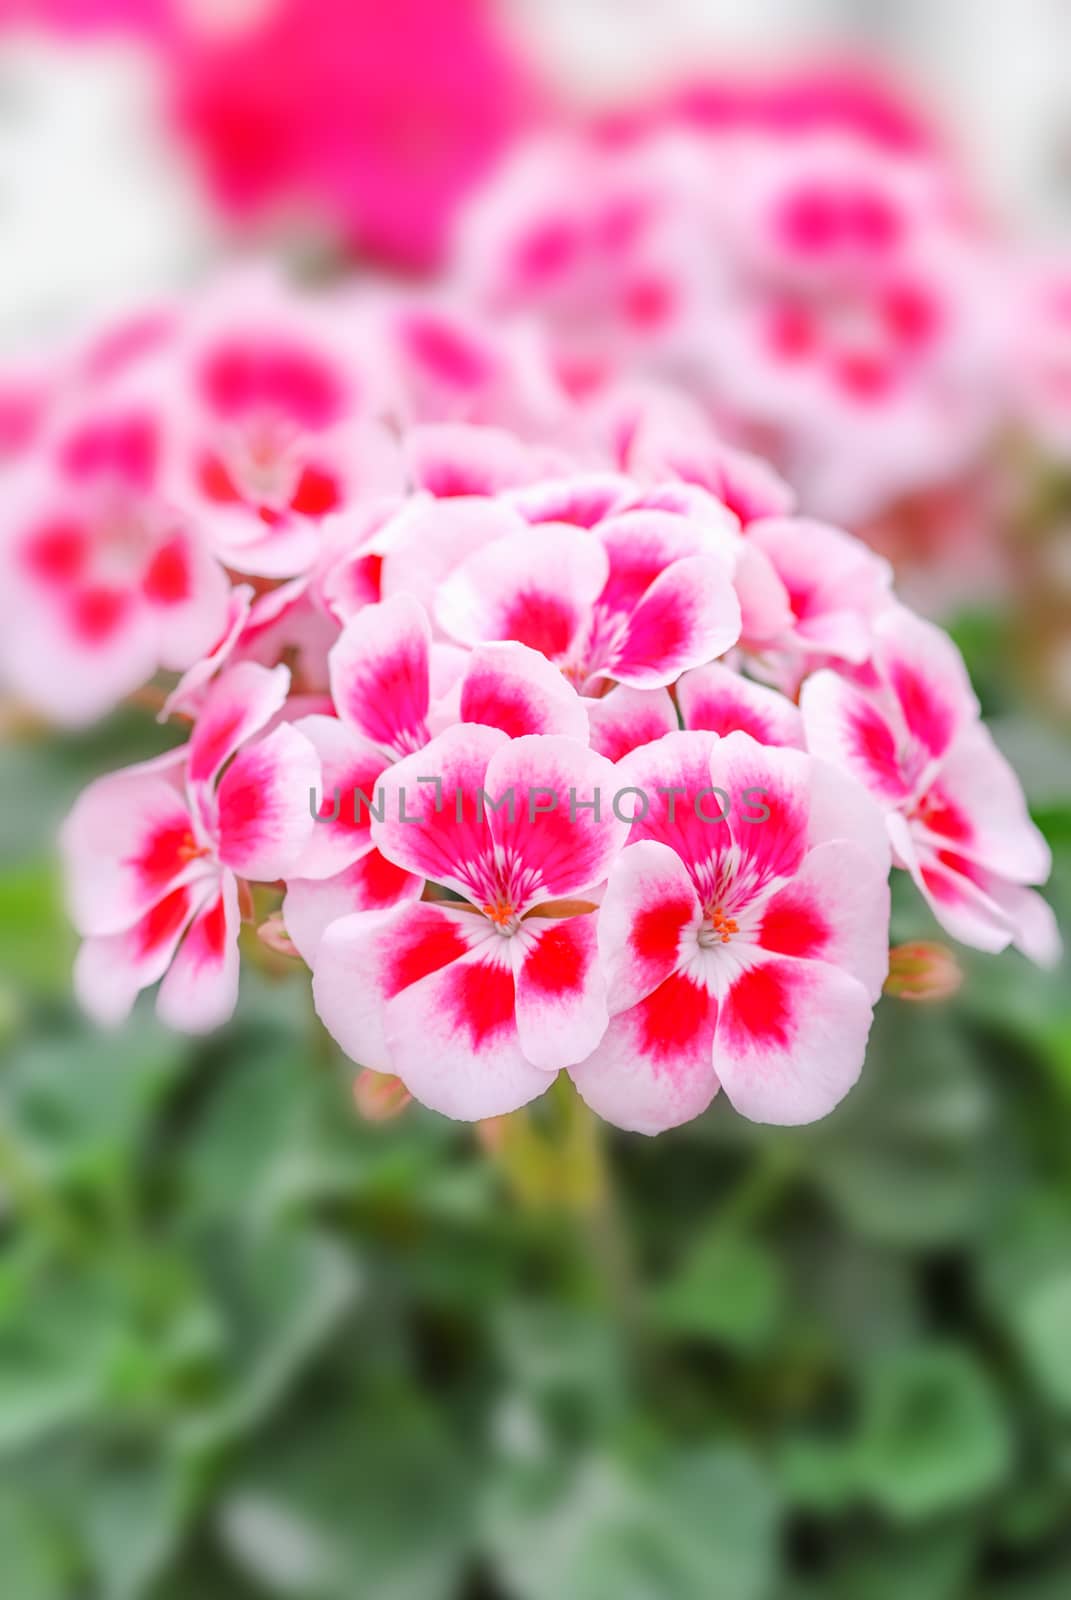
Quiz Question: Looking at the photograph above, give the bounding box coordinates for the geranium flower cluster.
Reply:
[454,107,1006,526]
[1,277,1057,1136]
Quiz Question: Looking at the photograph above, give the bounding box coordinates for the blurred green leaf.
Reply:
[219,1389,475,1600]
[856,1346,1012,1521]
[648,1224,784,1349]
[0,860,75,999]
[178,1227,359,1457]
[488,1444,780,1600]
[978,1193,1071,1412]
[0,1015,187,1191]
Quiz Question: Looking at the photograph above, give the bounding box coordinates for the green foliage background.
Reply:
[1,618,1069,1600]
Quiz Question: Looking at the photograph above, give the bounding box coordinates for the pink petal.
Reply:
[586,686,679,762]
[757,842,890,1001]
[678,662,803,747]
[924,723,1051,885]
[284,852,423,964]
[801,668,914,806]
[383,938,550,1119]
[371,722,508,898]
[146,532,231,672]
[873,605,978,764]
[313,900,482,1074]
[749,518,892,662]
[483,735,630,907]
[72,880,208,1026]
[406,423,539,497]
[716,956,874,1124]
[609,556,741,688]
[188,662,291,790]
[156,874,241,1033]
[378,494,526,616]
[329,593,431,756]
[508,474,632,528]
[215,723,319,881]
[570,969,719,1135]
[288,714,392,880]
[596,509,712,615]
[615,730,727,893]
[435,522,608,655]
[597,839,702,1012]
[514,912,609,1070]
[806,755,893,869]
[61,763,201,937]
[459,641,590,740]
[159,582,254,721]
[710,732,811,894]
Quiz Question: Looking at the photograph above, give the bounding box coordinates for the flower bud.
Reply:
[884,940,963,1002]
[353,1070,411,1122]
[256,913,300,958]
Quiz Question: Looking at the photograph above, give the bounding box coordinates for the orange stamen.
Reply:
[708,907,738,944]
[482,899,516,929]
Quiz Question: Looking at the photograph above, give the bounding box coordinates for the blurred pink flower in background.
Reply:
[8,0,542,270]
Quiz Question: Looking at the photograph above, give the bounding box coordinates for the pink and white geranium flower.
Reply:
[283,593,590,961]
[313,725,629,1119]
[2,394,229,726]
[738,516,894,694]
[171,277,403,578]
[61,663,318,1030]
[435,504,742,693]
[802,607,1060,965]
[570,730,891,1134]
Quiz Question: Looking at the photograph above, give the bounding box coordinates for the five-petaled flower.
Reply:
[570,730,891,1133]
[62,663,318,1030]
[313,725,629,1119]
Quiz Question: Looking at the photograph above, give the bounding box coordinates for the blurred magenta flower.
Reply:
[11,0,541,270]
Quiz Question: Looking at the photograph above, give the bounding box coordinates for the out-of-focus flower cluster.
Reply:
[0,264,1057,1135]
[455,98,1009,530]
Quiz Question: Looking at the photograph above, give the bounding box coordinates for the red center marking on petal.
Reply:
[200,892,229,957]
[632,895,693,962]
[402,315,494,390]
[833,348,895,400]
[387,919,470,997]
[637,970,712,1061]
[724,964,792,1049]
[290,463,341,517]
[70,584,130,643]
[889,660,954,757]
[766,300,817,361]
[190,710,244,784]
[759,894,828,959]
[449,959,516,1047]
[504,591,577,658]
[22,518,88,586]
[850,703,905,792]
[142,537,191,606]
[136,885,191,956]
[523,921,588,993]
[621,275,676,331]
[360,851,415,907]
[882,280,939,348]
[132,822,199,891]
[198,451,242,503]
[913,788,971,842]
[515,218,581,286]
